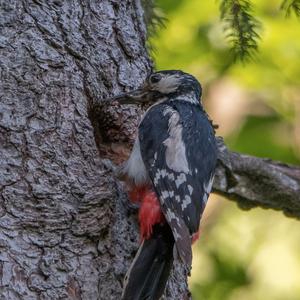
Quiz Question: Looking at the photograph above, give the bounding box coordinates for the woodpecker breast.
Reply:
[117,137,150,186]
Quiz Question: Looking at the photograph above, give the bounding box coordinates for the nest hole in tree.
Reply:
[88,100,140,165]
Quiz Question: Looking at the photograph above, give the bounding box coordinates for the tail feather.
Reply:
[122,224,174,300]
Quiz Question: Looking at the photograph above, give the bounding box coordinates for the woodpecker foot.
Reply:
[124,185,148,214]
[125,201,140,213]
[102,158,116,172]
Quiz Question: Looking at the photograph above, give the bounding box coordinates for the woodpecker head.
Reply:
[114,70,202,106]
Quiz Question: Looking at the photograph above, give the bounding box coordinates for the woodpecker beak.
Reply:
[112,83,163,105]
[113,88,150,104]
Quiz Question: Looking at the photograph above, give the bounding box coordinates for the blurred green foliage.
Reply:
[150,0,300,299]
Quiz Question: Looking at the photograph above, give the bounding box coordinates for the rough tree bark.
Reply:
[0,1,189,299]
[0,1,299,300]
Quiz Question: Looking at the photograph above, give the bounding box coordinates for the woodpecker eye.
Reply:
[149,74,162,84]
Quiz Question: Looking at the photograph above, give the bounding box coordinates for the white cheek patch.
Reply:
[154,75,180,94]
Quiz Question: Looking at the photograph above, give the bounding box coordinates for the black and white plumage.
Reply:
[139,100,216,265]
[116,70,218,300]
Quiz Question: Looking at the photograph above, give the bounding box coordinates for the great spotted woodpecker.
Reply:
[115,70,218,300]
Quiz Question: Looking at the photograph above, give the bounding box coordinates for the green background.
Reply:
[151,1,300,299]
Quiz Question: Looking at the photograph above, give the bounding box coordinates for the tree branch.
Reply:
[94,95,300,220]
[214,137,300,218]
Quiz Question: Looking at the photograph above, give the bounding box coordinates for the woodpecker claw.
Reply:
[125,201,140,213]
[114,164,126,181]
[102,158,116,172]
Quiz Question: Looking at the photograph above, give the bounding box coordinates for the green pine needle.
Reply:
[142,0,167,55]
[281,0,300,17]
[219,0,261,62]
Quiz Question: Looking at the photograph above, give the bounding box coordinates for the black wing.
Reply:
[139,102,217,267]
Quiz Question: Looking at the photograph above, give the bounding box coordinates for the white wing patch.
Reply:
[175,173,187,188]
[181,195,192,210]
[203,175,215,204]
[151,151,158,167]
[161,190,169,200]
[165,208,180,223]
[154,168,176,185]
[188,185,193,195]
[204,175,214,194]
[163,108,189,174]
[173,227,182,241]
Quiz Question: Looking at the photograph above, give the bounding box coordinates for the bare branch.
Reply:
[214,137,300,218]
[93,94,300,220]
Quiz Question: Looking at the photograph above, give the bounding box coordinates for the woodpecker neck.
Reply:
[165,91,201,106]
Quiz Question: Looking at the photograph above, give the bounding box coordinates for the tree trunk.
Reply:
[1,1,300,300]
[0,1,188,299]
